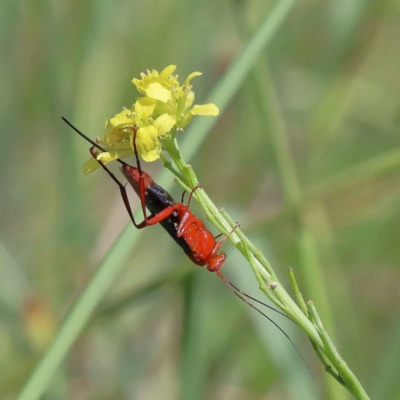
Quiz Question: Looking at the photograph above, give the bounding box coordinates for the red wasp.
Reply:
[63,117,234,273]
[62,117,312,372]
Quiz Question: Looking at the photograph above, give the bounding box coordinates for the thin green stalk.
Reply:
[288,267,308,315]
[308,302,369,400]
[163,121,370,400]
[164,138,321,341]
[242,241,288,310]
[159,152,185,182]
[245,147,400,232]
[289,268,345,387]
[94,267,193,320]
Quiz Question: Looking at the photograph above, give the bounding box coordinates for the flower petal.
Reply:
[153,113,176,136]
[134,97,157,120]
[185,90,195,110]
[145,83,172,103]
[177,112,193,129]
[96,151,119,164]
[97,149,134,164]
[83,149,134,174]
[184,71,202,87]
[132,78,145,94]
[83,157,102,174]
[190,103,219,116]
[135,125,161,161]
[160,65,177,80]
[110,109,135,127]
[142,149,161,162]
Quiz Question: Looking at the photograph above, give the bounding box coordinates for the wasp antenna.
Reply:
[62,117,105,151]
[131,129,143,175]
[61,117,129,167]
[216,271,314,379]
[216,271,292,321]
[232,290,315,379]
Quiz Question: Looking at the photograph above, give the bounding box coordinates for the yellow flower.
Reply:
[84,65,220,173]
[133,65,219,131]
[83,104,161,174]
[132,65,179,102]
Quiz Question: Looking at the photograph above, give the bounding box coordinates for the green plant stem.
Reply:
[288,267,308,315]
[308,302,369,400]
[164,137,320,337]
[162,131,370,400]
[289,268,345,387]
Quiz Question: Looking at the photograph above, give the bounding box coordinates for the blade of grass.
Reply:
[94,267,193,320]
[310,147,400,197]
[249,61,348,399]
[246,147,400,231]
[307,0,388,146]
[178,0,296,159]
[180,273,209,400]
[17,2,296,399]
[17,221,140,400]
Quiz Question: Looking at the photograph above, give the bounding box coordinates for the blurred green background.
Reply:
[1,1,400,399]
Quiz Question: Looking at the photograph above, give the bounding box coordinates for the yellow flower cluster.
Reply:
[84,65,219,173]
